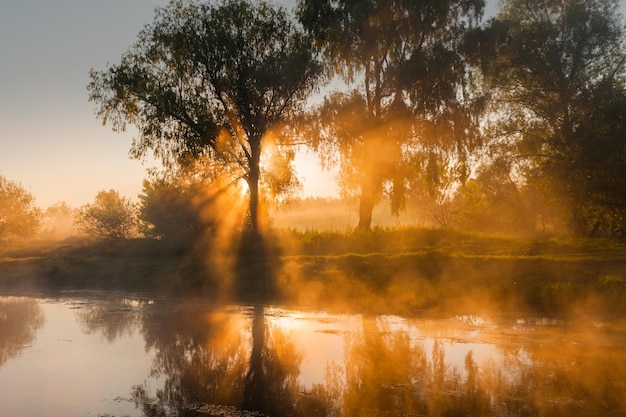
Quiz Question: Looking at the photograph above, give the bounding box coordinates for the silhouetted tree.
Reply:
[0,175,41,240]
[451,159,535,233]
[297,0,485,229]
[482,0,626,235]
[138,175,205,244]
[75,189,137,240]
[88,0,322,237]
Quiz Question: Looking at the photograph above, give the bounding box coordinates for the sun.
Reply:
[238,178,250,198]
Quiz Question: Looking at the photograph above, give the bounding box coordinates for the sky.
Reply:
[0,0,622,208]
[0,0,341,208]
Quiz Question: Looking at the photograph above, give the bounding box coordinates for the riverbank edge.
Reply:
[1,232,625,318]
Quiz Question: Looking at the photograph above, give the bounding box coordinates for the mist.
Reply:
[1,0,626,414]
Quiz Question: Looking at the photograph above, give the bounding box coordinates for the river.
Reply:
[0,292,625,416]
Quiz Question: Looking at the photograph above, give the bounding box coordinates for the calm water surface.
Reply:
[1,292,625,416]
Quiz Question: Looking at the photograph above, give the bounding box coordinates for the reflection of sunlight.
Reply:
[4,298,626,416]
[265,309,350,388]
[267,309,307,332]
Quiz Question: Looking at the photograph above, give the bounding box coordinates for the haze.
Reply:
[0,0,340,209]
[0,0,521,210]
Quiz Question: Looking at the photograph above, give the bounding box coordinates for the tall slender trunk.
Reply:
[356,185,376,230]
[248,137,262,237]
[356,56,384,231]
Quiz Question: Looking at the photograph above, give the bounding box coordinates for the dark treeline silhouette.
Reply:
[84,0,625,241]
[3,0,624,243]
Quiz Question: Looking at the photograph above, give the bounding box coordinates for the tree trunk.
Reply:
[356,188,375,230]
[248,138,262,237]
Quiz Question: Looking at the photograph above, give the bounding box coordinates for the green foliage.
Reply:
[482,0,626,235]
[138,175,207,243]
[75,190,137,240]
[88,0,322,235]
[0,175,41,240]
[297,0,486,229]
[562,86,626,235]
[450,160,535,234]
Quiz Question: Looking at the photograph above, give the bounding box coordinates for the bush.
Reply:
[75,190,137,240]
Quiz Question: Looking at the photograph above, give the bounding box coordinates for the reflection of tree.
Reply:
[137,303,249,411]
[339,317,491,417]
[132,303,334,416]
[244,305,311,416]
[341,317,420,416]
[320,319,491,416]
[0,297,44,367]
[75,298,143,342]
[125,301,626,417]
[243,305,268,412]
[489,330,626,417]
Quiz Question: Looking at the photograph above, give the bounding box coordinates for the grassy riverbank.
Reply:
[1,228,626,317]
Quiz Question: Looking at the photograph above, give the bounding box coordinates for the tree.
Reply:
[75,190,137,240]
[570,86,626,235]
[450,159,535,233]
[138,165,218,244]
[0,175,41,240]
[482,0,626,234]
[88,0,321,237]
[297,0,485,229]
[312,91,411,228]
[139,177,203,243]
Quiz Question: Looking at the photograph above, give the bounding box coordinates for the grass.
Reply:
[1,228,625,317]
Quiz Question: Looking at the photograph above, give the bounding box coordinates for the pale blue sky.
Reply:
[1,0,346,207]
[0,0,620,207]
[1,0,171,207]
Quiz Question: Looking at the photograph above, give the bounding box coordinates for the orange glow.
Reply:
[237,178,250,199]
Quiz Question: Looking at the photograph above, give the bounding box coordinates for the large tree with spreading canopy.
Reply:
[88,0,321,236]
[297,0,485,229]
[480,0,626,234]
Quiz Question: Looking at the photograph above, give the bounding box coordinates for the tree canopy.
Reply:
[0,175,41,240]
[482,0,626,234]
[85,0,626,237]
[297,0,486,229]
[88,0,321,236]
[75,190,137,240]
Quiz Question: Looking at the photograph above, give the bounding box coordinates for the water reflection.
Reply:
[76,297,145,342]
[132,303,328,416]
[135,301,250,414]
[124,302,626,416]
[10,295,626,417]
[0,297,44,366]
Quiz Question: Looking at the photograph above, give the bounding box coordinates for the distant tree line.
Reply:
[2,0,624,242]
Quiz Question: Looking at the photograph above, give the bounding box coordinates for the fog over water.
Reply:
[1,294,625,417]
[1,1,626,415]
